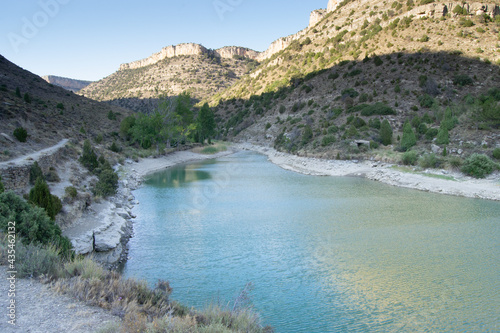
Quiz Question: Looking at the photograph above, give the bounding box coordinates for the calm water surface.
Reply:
[123,151,500,332]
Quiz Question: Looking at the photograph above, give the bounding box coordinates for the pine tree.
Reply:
[28,177,61,220]
[400,121,417,151]
[197,103,216,144]
[80,139,98,172]
[380,119,393,146]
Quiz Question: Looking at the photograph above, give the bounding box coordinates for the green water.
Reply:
[123,151,500,332]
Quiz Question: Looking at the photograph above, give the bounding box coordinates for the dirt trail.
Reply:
[0,139,69,169]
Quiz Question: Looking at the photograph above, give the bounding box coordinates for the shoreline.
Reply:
[235,142,500,202]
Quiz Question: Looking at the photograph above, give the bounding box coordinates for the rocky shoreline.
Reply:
[235,143,500,202]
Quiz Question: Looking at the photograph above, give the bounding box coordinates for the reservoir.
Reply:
[123,151,500,332]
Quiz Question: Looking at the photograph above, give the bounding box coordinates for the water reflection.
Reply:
[145,163,212,188]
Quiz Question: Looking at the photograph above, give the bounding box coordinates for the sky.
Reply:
[0,0,327,81]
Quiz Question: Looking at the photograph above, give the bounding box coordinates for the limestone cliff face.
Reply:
[214,46,260,60]
[327,0,339,12]
[120,43,259,71]
[309,9,327,28]
[42,75,92,92]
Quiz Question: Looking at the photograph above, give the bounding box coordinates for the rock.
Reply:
[431,144,442,154]
[309,9,326,28]
[70,232,94,255]
[0,133,14,143]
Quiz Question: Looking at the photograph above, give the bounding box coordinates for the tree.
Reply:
[29,161,44,185]
[436,123,449,145]
[197,103,216,144]
[120,115,136,139]
[0,175,4,194]
[28,177,62,221]
[380,119,393,145]
[80,139,98,172]
[400,121,417,151]
[301,125,313,145]
[13,127,28,142]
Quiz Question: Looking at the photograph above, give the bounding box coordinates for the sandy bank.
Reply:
[235,143,500,202]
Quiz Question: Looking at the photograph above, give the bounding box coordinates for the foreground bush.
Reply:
[0,191,72,256]
[13,127,28,142]
[461,154,499,178]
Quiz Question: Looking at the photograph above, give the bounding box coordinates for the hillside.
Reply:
[0,55,132,162]
[208,0,500,164]
[80,44,259,113]
[42,75,93,92]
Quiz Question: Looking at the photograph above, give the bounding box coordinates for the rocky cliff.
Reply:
[42,75,93,92]
[119,43,259,70]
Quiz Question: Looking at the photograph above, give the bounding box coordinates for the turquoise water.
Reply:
[123,151,500,332]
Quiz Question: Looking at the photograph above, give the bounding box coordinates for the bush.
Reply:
[45,168,61,182]
[348,103,396,116]
[419,153,440,169]
[12,241,63,278]
[0,175,4,194]
[321,135,336,146]
[447,156,463,169]
[380,119,393,146]
[80,140,99,172]
[0,191,72,256]
[418,94,435,108]
[425,128,439,140]
[109,141,121,153]
[94,169,118,198]
[24,93,31,104]
[453,74,473,86]
[493,148,500,160]
[373,56,383,66]
[29,162,44,185]
[459,18,474,27]
[402,150,419,165]
[107,110,116,120]
[400,121,417,151]
[301,125,313,145]
[435,124,449,145]
[13,127,28,142]
[65,186,78,200]
[29,177,62,221]
[461,154,499,178]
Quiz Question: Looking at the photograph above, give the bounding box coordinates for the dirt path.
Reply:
[0,139,69,169]
[0,266,119,333]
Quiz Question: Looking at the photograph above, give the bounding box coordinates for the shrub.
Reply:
[279,105,286,114]
[0,191,72,256]
[24,93,31,103]
[453,74,473,86]
[380,119,393,145]
[107,110,116,120]
[120,115,136,139]
[0,176,4,194]
[418,94,435,108]
[29,162,44,185]
[402,150,419,165]
[448,156,463,169]
[109,141,121,153]
[94,169,119,197]
[459,18,474,27]
[352,117,367,128]
[461,154,499,178]
[15,87,21,98]
[435,124,449,145]
[45,168,61,182]
[56,103,65,110]
[348,103,396,116]
[321,135,336,146]
[425,128,439,140]
[452,5,467,15]
[373,56,383,66]
[493,148,500,160]
[65,186,78,199]
[13,127,28,142]
[341,88,359,98]
[419,153,440,168]
[301,125,313,145]
[12,241,63,278]
[80,140,99,172]
[400,121,417,151]
[29,177,62,221]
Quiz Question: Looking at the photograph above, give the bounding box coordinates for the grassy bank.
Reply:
[0,234,270,333]
[191,141,229,155]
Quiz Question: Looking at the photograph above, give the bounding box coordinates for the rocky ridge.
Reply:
[42,75,93,92]
[119,43,259,71]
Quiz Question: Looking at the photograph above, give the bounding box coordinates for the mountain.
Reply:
[79,43,260,113]
[207,0,500,162]
[42,75,93,92]
[0,55,131,162]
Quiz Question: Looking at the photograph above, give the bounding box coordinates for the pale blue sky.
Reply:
[0,0,327,81]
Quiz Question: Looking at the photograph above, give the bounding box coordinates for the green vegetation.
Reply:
[13,127,28,142]
[29,162,44,185]
[400,121,417,151]
[402,150,418,165]
[80,140,99,172]
[461,154,499,178]
[0,191,71,256]
[348,103,396,116]
[28,177,62,221]
[0,175,4,194]
[24,93,31,104]
[493,148,500,160]
[380,119,393,146]
[94,168,118,197]
[197,103,216,144]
